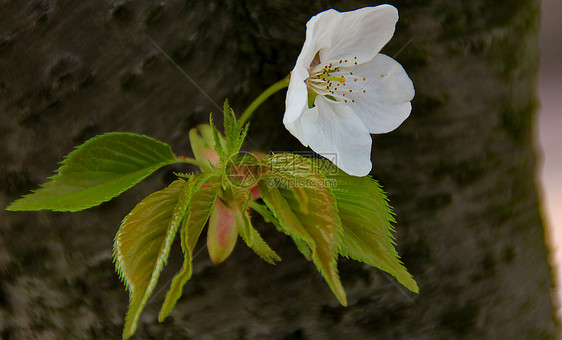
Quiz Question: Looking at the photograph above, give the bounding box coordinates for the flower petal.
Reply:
[284,9,340,125]
[301,9,341,67]
[284,113,309,147]
[319,5,398,65]
[283,67,309,125]
[301,97,372,176]
[345,54,414,133]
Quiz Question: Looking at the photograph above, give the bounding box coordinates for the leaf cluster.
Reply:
[209,100,249,165]
[6,101,417,339]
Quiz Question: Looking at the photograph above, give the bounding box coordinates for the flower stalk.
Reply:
[239,75,291,126]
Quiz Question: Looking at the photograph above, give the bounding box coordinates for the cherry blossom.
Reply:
[284,5,414,176]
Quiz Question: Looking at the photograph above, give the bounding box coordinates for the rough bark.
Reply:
[0,0,557,339]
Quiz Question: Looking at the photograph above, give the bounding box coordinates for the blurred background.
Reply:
[0,1,559,338]
[538,0,562,316]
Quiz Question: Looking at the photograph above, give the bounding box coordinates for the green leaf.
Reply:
[114,179,190,340]
[221,99,249,157]
[230,187,253,246]
[209,114,227,161]
[258,153,347,306]
[232,188,280,264]
[158,179,218,321]
[223,99,236,146]
[320,161,419,294]
[250,200,311,260]
[239,217,281,264]
[7,132,178,212]
[185,184,218,254]
[291,237,313,261]
[249,201,281,229]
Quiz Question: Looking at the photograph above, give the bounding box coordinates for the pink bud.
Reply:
[207,199,238,264]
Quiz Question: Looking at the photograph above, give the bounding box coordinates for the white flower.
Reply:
[283,5,414,176]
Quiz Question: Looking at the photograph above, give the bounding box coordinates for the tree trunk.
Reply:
[0,0,557,339]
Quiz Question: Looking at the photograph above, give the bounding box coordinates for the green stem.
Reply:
[174,156,211,171]
[238,75,291,125]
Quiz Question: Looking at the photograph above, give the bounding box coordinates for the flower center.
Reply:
[306,56,367,104]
